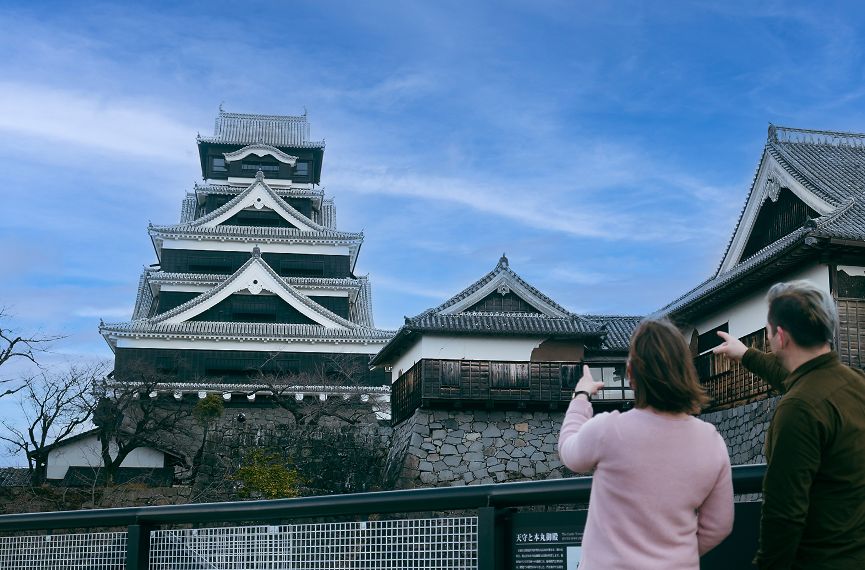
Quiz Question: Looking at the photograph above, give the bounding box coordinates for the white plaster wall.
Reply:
[688,264,830,346]
[391,337,425,383]
[390,335,543,383]
[46,435,165,480]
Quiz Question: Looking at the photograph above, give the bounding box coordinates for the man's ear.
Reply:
[776,326,788,349]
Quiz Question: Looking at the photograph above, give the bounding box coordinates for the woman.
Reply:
[558,318,733,569]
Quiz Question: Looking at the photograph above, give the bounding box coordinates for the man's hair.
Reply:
[628,318,709,415]
[766,281,837,348]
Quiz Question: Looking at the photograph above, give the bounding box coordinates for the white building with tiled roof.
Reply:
[372,255,640,424]
[100,109,393,401]
[661,125,865,410]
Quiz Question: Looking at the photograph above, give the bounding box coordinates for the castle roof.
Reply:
[133,271,375,327]
[102,252,391,350]
[197,109,325,148]
[151,174,362,265]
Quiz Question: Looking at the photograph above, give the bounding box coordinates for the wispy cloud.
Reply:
[328,152,736,243]
[0,82,196,162]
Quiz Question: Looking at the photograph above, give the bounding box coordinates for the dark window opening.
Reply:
[280,260,325,277]
[212,157,227,173]
[205,363,259,379]
[223,209,296,228]
[188,256,232,274]
[294,161,310,179]
[837,269,865,298]
[698,323,729,354]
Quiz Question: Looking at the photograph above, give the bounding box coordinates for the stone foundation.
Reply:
[699,397,779,465]
[388,408,567,488]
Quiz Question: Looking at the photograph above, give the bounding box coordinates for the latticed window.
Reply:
[466,291,541,313]
[838,299,865,370]
[593,365,632,400]
[695,328,774,409]
[241,160,280,173]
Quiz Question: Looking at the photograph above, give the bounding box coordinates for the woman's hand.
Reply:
[574,365,605,399]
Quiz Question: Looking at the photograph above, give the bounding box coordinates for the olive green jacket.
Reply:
[743,349,865,569]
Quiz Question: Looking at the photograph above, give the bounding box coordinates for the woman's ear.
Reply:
[626,360,635,389]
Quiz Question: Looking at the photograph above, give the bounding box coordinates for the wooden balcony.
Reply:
[391,359,632,426]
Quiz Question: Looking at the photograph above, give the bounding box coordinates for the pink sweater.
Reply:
[557,399,734,570]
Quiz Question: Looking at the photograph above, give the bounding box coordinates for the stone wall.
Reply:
[699,396,779,465]
[388,408,567,488]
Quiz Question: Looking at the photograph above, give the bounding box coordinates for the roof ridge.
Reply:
[453,311,580,318]
[219,109,309,122]
[770,124,865,146]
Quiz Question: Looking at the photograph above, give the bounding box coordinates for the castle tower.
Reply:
[100,109,392,401]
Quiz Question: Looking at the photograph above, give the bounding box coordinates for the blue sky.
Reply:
[1,0,865,377]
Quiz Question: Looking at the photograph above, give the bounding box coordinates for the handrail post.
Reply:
[126,523,152,570]
[477,507,495,570]
[477,506,509,570]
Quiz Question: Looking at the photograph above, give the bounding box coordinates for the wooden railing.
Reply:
[391,359,630,426]
[695,329,775,410]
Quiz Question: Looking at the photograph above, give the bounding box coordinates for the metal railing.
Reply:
[0,464,766,570]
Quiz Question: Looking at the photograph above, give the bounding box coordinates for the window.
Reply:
[280,259,325,277]
[294,161,310,178]
[241,161,280,173]
[697,323,729,354]
[211,157,227,173]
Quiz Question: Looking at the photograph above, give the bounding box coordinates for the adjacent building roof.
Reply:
[197,108,325,148]
[662,125,865,320]
[585,315,643,352]
[371,256,616,365]
[0,467,29,487]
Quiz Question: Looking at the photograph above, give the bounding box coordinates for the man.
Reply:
[714,280,865,569]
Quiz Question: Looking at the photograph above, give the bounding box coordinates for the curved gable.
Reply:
[155,253,354,329]
[223,143,298,165]
[189,174,318,231]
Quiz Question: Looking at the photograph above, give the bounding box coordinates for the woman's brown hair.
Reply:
[629,318,709,414]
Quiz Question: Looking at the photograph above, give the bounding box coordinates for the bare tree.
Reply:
[0,308,63,399]
[0,363,103,485]
[218,354,391,496]
[92,369,193,487]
